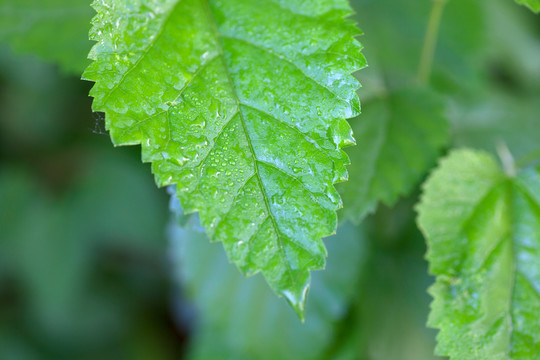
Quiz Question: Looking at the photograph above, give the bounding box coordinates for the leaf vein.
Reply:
[201,0,297,291]
[239,102,324,152]
[99,1,180,105]
[256,159,327,210]
[131,55,219,129]
[220,34,359,113]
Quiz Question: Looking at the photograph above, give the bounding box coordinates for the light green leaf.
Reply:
[83,0,365,316]
[338,86,448,222]
[515,0,540,12]
[169,201,367,360]
[417,149,540,359]
[0,0,93,74]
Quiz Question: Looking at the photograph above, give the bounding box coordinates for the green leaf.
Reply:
[170,204,367,360]
[0,0,94,74]
[515,0,540,12]
[417,149,540,359]
[338,86,448,222]
[83,0,365,316]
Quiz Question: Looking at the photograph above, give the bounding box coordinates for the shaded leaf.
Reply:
[417,149,540,359]
[169,202,367,360]
[0,0,93,74]
[515,0,540,12]
[329,197,440,360]
[338,86,448,222]
[84,0,365,315]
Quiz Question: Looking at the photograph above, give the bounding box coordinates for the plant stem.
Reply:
[417,0,449,84]
[496,142,517,177]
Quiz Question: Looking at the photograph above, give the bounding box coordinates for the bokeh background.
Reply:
[1,0,539,359]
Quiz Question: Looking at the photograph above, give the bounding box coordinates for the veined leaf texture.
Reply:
[339,86,448,222]
[417,150,540,359]
[169,194,367,360]
[84,0,365,316]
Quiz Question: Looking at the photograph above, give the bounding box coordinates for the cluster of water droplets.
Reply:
[89,0,365,315]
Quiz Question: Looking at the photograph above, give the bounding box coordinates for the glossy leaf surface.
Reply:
[338,86,448,222]
[417,149,540,359]
[84,0,365,316]
[0,0,93,73]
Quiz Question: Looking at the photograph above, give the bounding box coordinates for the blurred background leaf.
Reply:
[1,0,539,358]
[0,48,183,359]
[515,0,540,13]
[338,86,448,222]
[0,0,93,74]
[331,198,440,360]
[169,203,368,360]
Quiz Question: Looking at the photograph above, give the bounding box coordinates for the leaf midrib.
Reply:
[200,0,299,291]
[94,0,342,301]
[506,182,516,360]
[455,180,537,358]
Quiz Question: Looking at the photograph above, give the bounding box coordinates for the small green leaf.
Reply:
[0,0,94,73]
[84,0,365,316]
[338,86,448,222]
[515,0,540,13]
[417,149,540,359]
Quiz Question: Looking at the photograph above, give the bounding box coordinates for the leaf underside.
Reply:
[84,0,365,317]
[338,87,448,223]
[515,0,540,13]
[417,149,540,359]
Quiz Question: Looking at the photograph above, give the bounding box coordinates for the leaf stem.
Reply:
[496,142,517,177]
[417,0,449,84]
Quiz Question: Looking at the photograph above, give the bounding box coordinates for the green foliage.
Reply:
[2,0,540,358]
[516,0,540,12]
[170,203,367,360]
[338,86,448,222]
[0,0,93,73]
[0,53,178,358]
[417,149,540,359]
[84,0,365,316]
[172,192,441,360]
[324,199,440,360]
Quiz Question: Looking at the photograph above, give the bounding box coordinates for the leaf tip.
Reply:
[281,280,310,321]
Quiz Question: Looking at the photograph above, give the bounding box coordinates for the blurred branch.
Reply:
[417,0,449,84]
